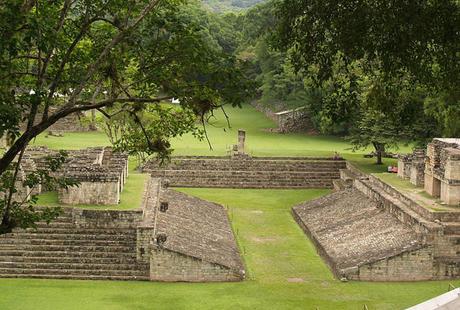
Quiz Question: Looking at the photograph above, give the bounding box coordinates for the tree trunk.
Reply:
[372,142,385,165]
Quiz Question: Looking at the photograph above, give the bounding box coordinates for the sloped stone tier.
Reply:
[143,156,346,189]
[148,187,245,282]
[293,188,431,281]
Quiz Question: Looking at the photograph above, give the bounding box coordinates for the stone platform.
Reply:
[0,178,244,282]
[293,163,460,281]
[293,188,426,281]
[139,178,244,282]
[142,156,346,189]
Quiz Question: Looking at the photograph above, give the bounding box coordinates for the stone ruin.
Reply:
[58,147,129,205]
[230,129,249,158]
[20,107,94,134]
[294,162,460,281]
[274,106,314,133]
[138,178,245,282]
[143,130,346,189]
[397,148,426,187]
[398,138,460,205]
[0,177,245,282]
[424,138,460,206]
[16,146,129,205]
[251,102,314,133]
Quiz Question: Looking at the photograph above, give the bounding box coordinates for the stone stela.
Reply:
[238,129,246,155]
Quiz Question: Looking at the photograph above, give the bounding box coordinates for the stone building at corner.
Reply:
[58,147,129,205]
[398,138,460,206]
[424,138,460,205]
[20,146,128,205]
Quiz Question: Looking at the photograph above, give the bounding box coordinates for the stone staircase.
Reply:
[144,157,346,189]
[0,209,149,281]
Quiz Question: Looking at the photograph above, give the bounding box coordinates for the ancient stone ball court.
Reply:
[0,133,460,284]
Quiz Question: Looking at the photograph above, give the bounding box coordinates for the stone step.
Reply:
[0,273,149,281]
[33,222,79,229]
[0,244,135,253]
[0,261,148,271]
[333,179,348,191]
[1,232,136,241]
[152,170,340,178]
[168,182,333,189]
[339,169,360,182]
[443,223,460,235]
[355,179,440,234]
[0,238,135,247]
[0,256,138,265]
[0,250,137,259]
[13,227,136,235]
[0,267,148,277]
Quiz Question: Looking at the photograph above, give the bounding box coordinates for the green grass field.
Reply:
[2,104,452,309]
[1,189,458,310]
[31,104,407,172]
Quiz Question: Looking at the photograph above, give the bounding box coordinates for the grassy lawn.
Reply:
[6,103,449,309]
[31,104,409,174]
[1,188,459,310]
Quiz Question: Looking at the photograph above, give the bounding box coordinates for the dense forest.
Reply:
[203,0,265,12]
[201,0,459,158]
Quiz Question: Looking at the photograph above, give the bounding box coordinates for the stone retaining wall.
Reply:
[143,156,346,189]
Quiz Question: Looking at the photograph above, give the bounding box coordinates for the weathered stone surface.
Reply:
[143,156,346,189]
[20,146,129,205]
[138,177,244,282]
[424,138,460,205]
[294,165,460,281]
[0,208,149,281]
[293,188,426,280]
[398,149,425,186]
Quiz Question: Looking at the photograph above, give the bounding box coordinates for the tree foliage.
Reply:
[0,0,254,232]
[275,0,459,162]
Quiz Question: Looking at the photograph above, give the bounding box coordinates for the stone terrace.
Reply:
[293,188,425,280]
[0,209,149,280]
[294,163,460,281]
[151,189,244,281]
[143,156,346,189]
[0,178,244,282]
[140,178,244,282]
[22,146,129,205]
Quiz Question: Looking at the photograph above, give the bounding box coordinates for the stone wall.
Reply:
[137,177,245,282]
[424,138,460,205]
[59,181,120,205]
[251,102,314,133]
[149,249,243,282]
[72,209,142,228]
[397,149,425,187]
[275,106,314,133]
[293,164,460,281]
[143,156,346,189]
[353,247,434,281]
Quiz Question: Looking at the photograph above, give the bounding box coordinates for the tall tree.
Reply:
[275,0,459,162]
[0,0,253,231]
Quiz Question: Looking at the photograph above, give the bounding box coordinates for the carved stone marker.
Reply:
[238,129,246,155]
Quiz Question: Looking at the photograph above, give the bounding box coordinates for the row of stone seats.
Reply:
[145,157,346,189]
[0,209,149,281]
[147,158,345,172]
